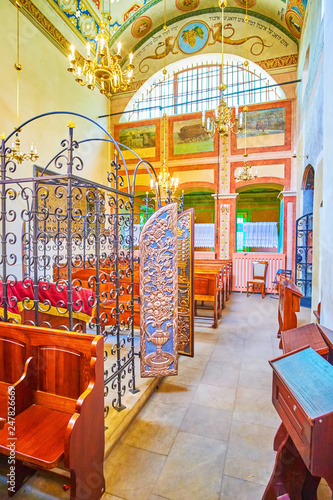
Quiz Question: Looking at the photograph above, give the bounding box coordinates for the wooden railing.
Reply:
[232,252,286,293]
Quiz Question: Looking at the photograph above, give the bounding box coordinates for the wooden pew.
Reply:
[71,267,140,329]
[194,272,220,328]
[195,259,232,304]
[277,278,303,338]
[0,328,28,430]
[0,323,105,500]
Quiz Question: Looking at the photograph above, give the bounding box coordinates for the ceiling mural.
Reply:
[18,0,306,90]
[134,11,297,79]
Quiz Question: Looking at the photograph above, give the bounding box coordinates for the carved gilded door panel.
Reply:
[177,209,194,357]
[139,203,178,377]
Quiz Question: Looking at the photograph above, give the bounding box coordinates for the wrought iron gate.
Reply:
[0,111,161,414]
[295,213,313,307]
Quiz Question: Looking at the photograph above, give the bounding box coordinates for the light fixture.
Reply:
[292,151,309,159]
[150,113,179,195]
[6,1,38,164]
[67,2,134,97]
[150,0,178,199]
[234,106,257,182]
[201,0,243,137]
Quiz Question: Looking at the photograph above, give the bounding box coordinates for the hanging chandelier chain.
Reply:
[7,1,38,164]
[67,4,134,97]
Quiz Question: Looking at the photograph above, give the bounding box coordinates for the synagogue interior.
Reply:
[0,0,333,499]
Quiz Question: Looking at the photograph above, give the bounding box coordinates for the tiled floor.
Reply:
[103,293,332,500]
[0,292,331,499]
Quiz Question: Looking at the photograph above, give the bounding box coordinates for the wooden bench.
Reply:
[0,328,28,430]
[195,259,232,304]
[0,323,105,499]
[277,278,303,339]
[194,272,220,328]
[313,301,321,322]
[71,267,140,329]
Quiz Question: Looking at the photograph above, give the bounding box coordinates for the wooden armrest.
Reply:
[12,356,36,416]
[64,337,105,499]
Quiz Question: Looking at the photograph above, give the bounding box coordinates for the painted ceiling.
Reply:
[21,0,308,84]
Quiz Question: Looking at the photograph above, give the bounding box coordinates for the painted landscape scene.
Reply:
[237,107,286,149]
[173,118,214,155]
[118,124,156,160]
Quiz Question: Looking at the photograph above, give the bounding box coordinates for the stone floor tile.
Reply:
[102,494,126,500]
[224,420,278,486]
[220,475,266,499]
[104,443,166,500]
[192,383,237,411]
[172,364,204,387]
[233,386,280,428]
[238,368,273,391]
[121,401,187,455]
[181,403,232,442]
[150,379,197,408]
[153,431,227,500]
[210,342,244,365]
[201,361,240,388]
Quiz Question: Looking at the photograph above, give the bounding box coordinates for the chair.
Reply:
[246,261,268,299]
[270,269,292,298]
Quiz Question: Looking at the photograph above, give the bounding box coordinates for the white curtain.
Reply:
[194,223,215,248]
[243,222,278,248]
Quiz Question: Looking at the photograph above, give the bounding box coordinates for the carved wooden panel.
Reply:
[177,209,194,357]
[139,203,178,377]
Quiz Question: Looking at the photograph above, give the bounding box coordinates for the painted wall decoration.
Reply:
[238,107,285,148]
[177,21,210,54]
[170,116,216,158]
[177,209,194,357]
[208,21,271,56]
[285,0,308,39]
[135,12,296,77]
[176,0,200,12]
[220,204,230,259]
[139,36,179,74]
[131,16,152,38]
[54,0,98,40]
[234,0,256,7]
[114,120,160,162]
[139,203,178,377]
[124,4,141,22]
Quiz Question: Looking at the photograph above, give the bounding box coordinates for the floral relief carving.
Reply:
[139,203,178,377]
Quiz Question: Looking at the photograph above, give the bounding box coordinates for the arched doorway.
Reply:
[296,165,314,307]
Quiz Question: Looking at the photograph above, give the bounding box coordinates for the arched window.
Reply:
[121,54,286,122]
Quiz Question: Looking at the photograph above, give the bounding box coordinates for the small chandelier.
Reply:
[202,0,243,137]
[6,1,38,164]
[234,105,257,182]
[234,158,257,182]
[7,133,38,164]
[150,114,179,195]
[67,19,134,97]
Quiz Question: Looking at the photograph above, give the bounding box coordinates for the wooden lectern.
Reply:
[281,323,329,360]
[277,278,303,338]
[263,347,333,499]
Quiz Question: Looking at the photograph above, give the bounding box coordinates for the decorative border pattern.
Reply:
[220,204,230,260]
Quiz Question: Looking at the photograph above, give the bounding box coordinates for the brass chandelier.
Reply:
[67,6,134,97]
[234,106,257,182]
[201,0,243,137]
[150,113,179,194]
[7,1,38,164]
[150,0,178,197]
